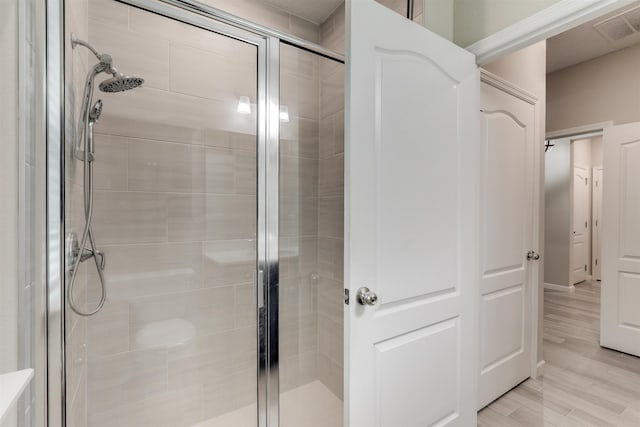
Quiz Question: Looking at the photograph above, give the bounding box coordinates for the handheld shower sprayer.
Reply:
[67,36,144,316]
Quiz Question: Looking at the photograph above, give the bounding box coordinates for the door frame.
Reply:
[480,69,542,380]
[468,0,637,64]
[592,166,603,280]
[544,125,612,292]
[570,161,591,285]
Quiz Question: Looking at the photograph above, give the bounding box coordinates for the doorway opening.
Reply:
[479,1,640,424]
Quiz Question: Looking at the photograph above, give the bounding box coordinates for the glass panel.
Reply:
[279,43,345,426]
[64,4,259,426]
[375,0,425,25]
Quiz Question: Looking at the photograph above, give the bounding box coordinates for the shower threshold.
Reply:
[192,380,343,427]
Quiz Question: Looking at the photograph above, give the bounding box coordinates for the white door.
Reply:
[601,123,640,357]
[572,164,589,284]
[592,167,603,281]
[346,1,479,426]
[478,79,535,409]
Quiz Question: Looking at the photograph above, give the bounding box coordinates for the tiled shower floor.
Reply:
[192,381,343,427]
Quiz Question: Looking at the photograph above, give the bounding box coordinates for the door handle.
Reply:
[527,251,540,261]
[357,287,378,306]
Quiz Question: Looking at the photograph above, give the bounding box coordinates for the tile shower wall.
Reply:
[64,0,90,425]
[84,1,261,425]
[317,3,345,400]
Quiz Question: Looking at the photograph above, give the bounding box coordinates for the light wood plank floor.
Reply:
[478,280,640,427]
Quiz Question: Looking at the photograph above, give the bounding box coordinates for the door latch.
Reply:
[344,289,350,305]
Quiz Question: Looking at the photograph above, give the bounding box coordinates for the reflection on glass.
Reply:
[279,43,345,427]
[65,5,259,426]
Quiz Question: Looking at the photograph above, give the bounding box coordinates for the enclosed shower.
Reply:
[60,0,345,426]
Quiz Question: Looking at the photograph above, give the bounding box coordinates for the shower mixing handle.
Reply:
[78,246,106,270]
[96,250,106,270]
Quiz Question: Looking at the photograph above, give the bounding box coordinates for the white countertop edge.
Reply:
[0,369,35,423]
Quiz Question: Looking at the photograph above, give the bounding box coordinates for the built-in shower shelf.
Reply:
[0,368,34,423]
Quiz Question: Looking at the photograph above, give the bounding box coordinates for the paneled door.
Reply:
[592,167,603,281]
[601,123,640,357]
[345,0,480,425]
[572,165,590,284]
[478,75,536,409]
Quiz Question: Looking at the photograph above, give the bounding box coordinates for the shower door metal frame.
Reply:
[45,1,281,426]
[47,1,344,426]
[101,6,282,427]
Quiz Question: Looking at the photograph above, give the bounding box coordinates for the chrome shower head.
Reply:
[89,100,103,123]
[99,75,144,93]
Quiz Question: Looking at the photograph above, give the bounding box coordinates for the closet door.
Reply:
[345,0,480,425]
[601,123,640,357]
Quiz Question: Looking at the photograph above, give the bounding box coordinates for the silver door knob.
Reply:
[527,251,540,261]
[357,287,378,306]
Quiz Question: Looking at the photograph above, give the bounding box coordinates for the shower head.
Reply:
[89,100,103,123]
[99,74,144,93]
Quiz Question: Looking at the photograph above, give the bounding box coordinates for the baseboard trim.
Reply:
[544,282,575,292]
[535,360,546,378]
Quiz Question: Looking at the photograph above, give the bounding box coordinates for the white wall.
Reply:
[544,138,571,287]
[547,43,640,133]
[453,0,563,46]
[591,136,603,167]
[483,40,547,366]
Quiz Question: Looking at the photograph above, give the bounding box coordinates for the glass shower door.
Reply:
[63,3,261,426]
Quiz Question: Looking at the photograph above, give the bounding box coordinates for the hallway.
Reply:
[478,281,640,426]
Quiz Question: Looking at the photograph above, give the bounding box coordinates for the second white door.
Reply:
[572,164,589,284]
[592,167,603,281]
[478,75,536,409]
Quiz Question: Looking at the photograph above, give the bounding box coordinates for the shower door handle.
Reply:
[257,270,265,308]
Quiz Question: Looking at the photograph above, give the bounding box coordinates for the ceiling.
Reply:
[547,0,640,73]
[263,0,344,24]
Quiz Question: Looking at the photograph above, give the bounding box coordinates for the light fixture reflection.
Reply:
[237,96,251,114]
[280,105,290,123]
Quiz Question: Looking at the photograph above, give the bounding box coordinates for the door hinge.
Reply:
[595,259,598,266]
[596,219,598,227]
[585,177,588,185]
[585,221,588,229]
[344,289,350,305]
[585,264,588,271]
